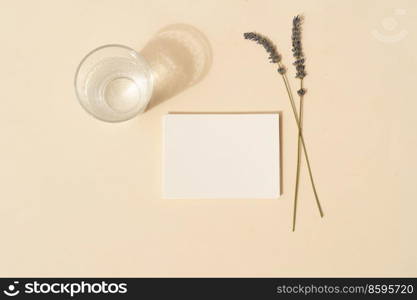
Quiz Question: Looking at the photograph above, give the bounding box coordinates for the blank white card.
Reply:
[163,113,280,199]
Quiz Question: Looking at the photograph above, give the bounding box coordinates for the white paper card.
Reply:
[163,113,280,199]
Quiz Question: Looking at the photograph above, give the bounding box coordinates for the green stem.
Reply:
[278,65,324,218]
[292,79,304,231]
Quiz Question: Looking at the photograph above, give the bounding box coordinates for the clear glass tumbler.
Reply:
[74,44,154,122]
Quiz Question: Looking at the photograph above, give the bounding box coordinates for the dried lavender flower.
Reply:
[243,18,323,232]
[243,22,324,230]
[278,67,286,74]
[297,88,306,96]
[292,15,306,79]
[244,32,281,64]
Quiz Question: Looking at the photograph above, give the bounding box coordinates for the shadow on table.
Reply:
[140,23,213,111]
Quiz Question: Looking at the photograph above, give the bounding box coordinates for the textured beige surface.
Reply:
[0,0,416,277]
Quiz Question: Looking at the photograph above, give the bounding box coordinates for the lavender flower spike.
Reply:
[244,32,281,64]
[292,15,306,80]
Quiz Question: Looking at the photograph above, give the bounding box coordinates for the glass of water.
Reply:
[74,44,154,122]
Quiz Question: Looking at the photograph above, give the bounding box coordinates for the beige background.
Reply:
[1,0,416,277]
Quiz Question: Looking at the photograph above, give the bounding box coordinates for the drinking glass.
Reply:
[74,44,154,122]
